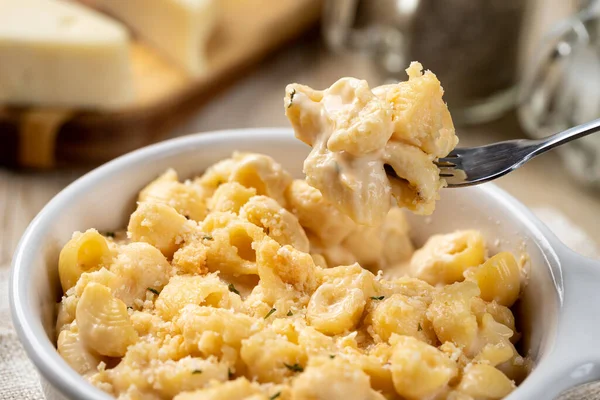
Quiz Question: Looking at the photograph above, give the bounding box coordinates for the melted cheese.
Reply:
[285,62,458,225]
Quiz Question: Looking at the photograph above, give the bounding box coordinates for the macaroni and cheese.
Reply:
[55,66,529,400]
[285,62,457,225]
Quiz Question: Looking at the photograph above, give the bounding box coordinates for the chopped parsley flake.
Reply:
[270,393,281,400]
[192,369,202,374]
[370,296,385,301]
[228,368,234,379]
[264,308,276,319]
[228,283,240,295]
[287,310,293,316]
[147,287,159,295]
[284,363,304,373]
[329,355,335,359]
[202,235,214,241]
[287,88,296,108]
[104,231,115,238]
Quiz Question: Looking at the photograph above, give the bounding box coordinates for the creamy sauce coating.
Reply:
[285,62,458,225]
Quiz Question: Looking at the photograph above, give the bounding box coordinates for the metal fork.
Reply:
[434,118,600,187]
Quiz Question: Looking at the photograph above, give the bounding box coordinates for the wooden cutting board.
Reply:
[0,0,322,169]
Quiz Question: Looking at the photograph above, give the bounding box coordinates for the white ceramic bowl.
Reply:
[10,128,600,400]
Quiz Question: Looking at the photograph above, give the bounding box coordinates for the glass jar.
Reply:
[322,0,528,125]
[519,0,600,189]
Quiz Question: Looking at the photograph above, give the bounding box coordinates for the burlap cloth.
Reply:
[1,207,598,399]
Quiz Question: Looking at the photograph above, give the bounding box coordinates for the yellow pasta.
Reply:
[176,305,257,361]
[307,233,357,269]
[139,169,208,221]
[201,210,238,232]
[55,153,529,399]
[240,195,309,253]
[379,276,436,303]
[383,140,444,215]
[427,281,480,350]
[149,357,229,399]
[307,283,365,336]
[372,62,457,157]
[109,242,172,307]
[72,268,121,297]
[310,253,328,269]
[193,158,237,198]
[471,297,516,334]
[306,264,375,335]
[98,342,153,395]
[340,225,384,269]
[255,238,317,297]
[173,378,263,400]
[240,329,307,383]
[292,356,386,400]
[456,363,516,399]
[58,229,112,292]
[285,179,356,247]
[390,335,458,399]
[200,152,292,208]
[465,251,521,307]
[127,202,190,257]
[379,207,415,267]
[56,293,78,333]
[156,274,240,320]
[172,238,209,275]
[285,62,457,225]
[410,230,486,285]
[473,313,516,366]
[209,182,257,214]
[57,325,103,375]
[369,294,435,344]
[203,216,266,276]
[351,347,397,397]
[76,282,137,357]
[339,213,411,273]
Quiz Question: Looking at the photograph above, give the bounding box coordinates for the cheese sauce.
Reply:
[285,62,458,226]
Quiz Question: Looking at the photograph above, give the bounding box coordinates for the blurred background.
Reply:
[1,0,600,267]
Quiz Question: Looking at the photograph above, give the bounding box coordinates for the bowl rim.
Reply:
[9,127,565,400]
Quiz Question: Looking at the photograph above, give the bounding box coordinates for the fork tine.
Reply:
[435,160,457,168]
[440,152,460,159]
[435,155,459,165]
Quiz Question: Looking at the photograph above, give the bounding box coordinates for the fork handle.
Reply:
[533,117,600,156]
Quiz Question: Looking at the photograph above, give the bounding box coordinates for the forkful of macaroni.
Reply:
[284,62,600,225]
[285,61,457,226]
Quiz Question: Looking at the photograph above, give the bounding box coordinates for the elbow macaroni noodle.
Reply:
[56,69,529,399]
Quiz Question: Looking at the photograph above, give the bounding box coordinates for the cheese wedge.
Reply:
[0,0,133,110]
[94,0,218,76]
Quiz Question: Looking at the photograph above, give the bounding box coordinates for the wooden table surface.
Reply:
[1,37,599,267]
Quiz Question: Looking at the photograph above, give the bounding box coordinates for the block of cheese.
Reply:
[94,0,218,76]
[0,0,133,110]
